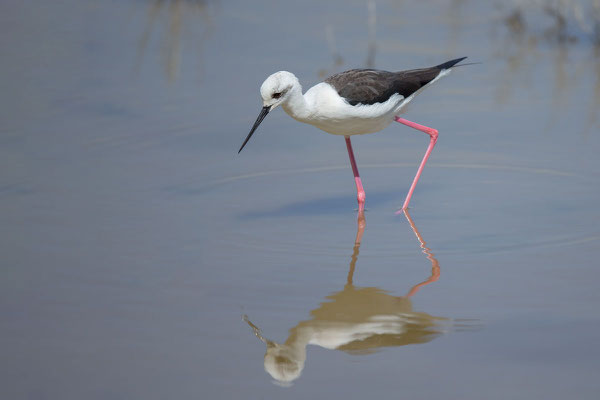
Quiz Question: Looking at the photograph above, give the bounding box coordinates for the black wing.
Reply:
[325,57,467,106]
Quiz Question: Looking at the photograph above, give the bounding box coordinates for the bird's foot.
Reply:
[356,191,366,213]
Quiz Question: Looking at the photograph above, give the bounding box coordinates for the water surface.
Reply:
[1,0,600,399]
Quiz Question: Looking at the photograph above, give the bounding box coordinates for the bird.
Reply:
[238,57,468,212]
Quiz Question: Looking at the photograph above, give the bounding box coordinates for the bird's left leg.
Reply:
[394,117,438,212]
[344,136,365,212]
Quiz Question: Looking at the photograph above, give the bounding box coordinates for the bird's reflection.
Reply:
[244,211,451,385]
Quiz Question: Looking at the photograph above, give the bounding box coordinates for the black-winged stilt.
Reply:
[239,57,468,212]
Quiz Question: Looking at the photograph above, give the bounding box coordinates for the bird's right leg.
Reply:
[394,117,439,211]
[344,136,365,212]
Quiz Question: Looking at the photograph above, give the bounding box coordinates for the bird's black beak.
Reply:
[238,106,270,153]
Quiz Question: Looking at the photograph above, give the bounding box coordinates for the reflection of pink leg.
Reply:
[394,117,439,212]
[347,211,366,285]
[403,209,440,298]
[345,136,365,212]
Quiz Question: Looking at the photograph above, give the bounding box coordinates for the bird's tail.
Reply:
[435,57,470,70]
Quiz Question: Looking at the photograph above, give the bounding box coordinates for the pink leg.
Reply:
[394,117,439,212]
[344,136,365,212]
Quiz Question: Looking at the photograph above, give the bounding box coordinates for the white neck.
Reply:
[281,84,312,122]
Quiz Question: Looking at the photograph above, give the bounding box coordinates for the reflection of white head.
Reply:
[263,341,306,385]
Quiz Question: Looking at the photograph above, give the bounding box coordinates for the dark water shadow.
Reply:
[237,189,403,219]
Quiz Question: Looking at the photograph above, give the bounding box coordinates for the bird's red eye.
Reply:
[272,92,282,99]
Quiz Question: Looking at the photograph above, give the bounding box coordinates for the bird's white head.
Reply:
[259,71,299,110]
[238,71,300,153]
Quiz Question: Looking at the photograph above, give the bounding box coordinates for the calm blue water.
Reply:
[1,0,599,399]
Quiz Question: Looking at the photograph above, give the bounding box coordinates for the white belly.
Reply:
[307,108,399,135]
